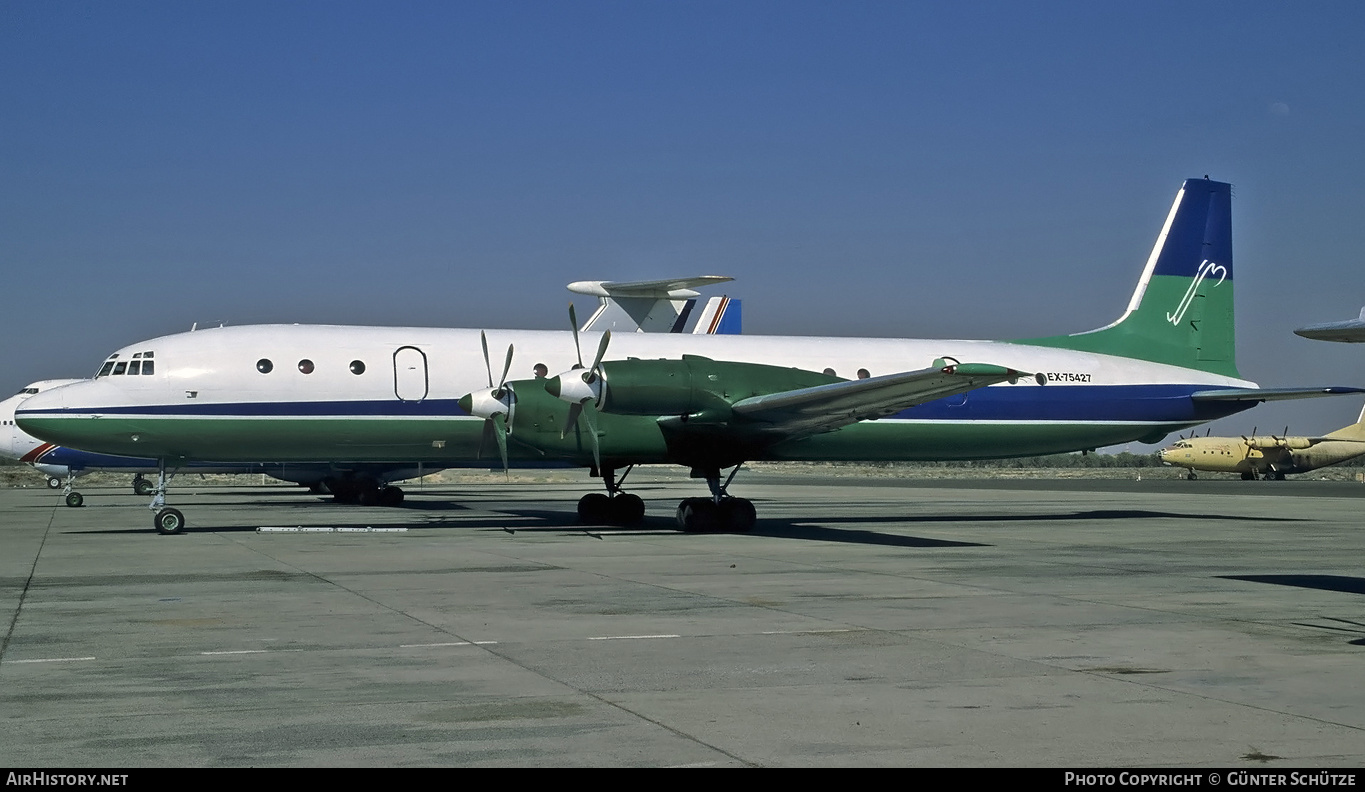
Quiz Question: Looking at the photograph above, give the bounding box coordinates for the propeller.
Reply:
[545,304,611,471]
[456,331,516,473]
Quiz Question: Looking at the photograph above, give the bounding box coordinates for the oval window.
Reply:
[256,359,274,374]
[349,360,366,375]
[298,359,315,374]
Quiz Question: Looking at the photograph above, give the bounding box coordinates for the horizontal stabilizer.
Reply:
[1294,307,1365,343]
[1190,386,1365,402]
[568,275,733,299]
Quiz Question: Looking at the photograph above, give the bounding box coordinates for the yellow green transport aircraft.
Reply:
[16,178,1364,534]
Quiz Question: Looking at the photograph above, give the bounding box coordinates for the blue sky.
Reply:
[4,1,1365,448]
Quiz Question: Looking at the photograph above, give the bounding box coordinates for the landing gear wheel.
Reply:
[677,498,720,533]
[64,492,84,508]
[610,493,646,525]
[1240,472,1256,481]
[357,487,378,507]
[378,486,405,507]
[577,492,612,524]
[718,498,757,532]
[1186,471,1198,480]
[47,476,62,489]
[154,508,185,535]
[133,476,153,496]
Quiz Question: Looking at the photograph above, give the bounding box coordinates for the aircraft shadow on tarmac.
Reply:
[1221,574,1365,596]
[59,497,1310,543]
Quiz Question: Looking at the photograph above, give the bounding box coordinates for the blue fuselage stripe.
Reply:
[16,385,1253,424]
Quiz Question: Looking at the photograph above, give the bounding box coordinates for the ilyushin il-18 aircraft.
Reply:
[18,178,1363,534]
[1158,404,1365,480]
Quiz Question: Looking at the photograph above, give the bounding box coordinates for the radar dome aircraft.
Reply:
[18,178,1364,534]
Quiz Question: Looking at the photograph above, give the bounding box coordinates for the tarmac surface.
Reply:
[2,470,1364,767]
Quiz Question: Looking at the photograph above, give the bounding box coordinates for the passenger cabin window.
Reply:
[257,359,273,374]
[298,359,314,374]
[349,360,366,375]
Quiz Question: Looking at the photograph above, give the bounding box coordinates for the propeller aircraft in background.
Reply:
[1158,405,1365,480]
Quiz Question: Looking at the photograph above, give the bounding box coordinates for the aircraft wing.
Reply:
[726,361,1040,437]
[1190,386,1365,402]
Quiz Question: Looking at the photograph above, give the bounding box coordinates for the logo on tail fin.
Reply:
[1166,259,1228,326]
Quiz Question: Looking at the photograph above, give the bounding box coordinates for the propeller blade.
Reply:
[499,343,514,389]
[582,402,601,473]
[562,402,583,440]
[491,413,510,476]
[590,329,611,378]
[480,331,494,388]
[569,304,583,368]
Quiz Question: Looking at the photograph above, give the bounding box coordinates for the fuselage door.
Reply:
[393,346,429,402]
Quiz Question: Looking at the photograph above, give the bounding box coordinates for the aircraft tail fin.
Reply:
[692,295,741,334]
[1018,178,1238,378]
[571,276,735,334]
[1324,403,1365,440]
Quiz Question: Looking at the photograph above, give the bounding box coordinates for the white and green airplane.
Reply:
[18,178,1362,534]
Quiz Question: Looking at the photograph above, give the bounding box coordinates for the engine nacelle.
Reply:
[1246,436,1313,450]
[596,355,839,418]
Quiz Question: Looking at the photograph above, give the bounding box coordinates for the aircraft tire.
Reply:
[1186,472,1197,480]
[577,493,611,524]
[64,492,83,508]
[46,477,62,489]
[719,498,757,532]
[677,498,719,533]
[378,486,405,507]
[1240,472,1255,481]
[611,493,645,525]
[133,477,154,496]
[357,487,379,507]
[155,508,185,535]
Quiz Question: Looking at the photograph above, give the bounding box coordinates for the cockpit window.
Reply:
[18,387,38,395]
[141,360,154,375]
[97,362,115,377]
[112,362,128,375]
[127,361,141,375]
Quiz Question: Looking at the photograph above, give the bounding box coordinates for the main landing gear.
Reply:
[675,465,757,533]
[573,465,758,533]
[576,466,646,526]
[323,477,405,507]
